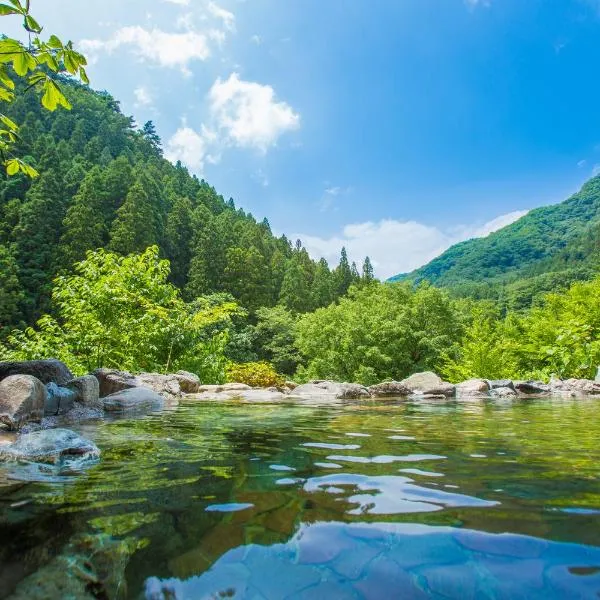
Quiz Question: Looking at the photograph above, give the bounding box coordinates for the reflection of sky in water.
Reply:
[326,453,446,464]
[303,473,497,515]
[145,521,600,600]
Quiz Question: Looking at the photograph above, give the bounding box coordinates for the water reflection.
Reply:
[145,521,600,599]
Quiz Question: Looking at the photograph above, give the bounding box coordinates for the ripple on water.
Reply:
[269,464,296,472]
[326,453,447,464]
[205,503,254,513]
[302,442,361,450]
[303,473,497,515]
[399,468,445,477]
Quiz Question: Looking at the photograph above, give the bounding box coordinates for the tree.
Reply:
[362,256,375,283]
[254,305,301,375]
[334,247,353,297]
[0,243,24,336]
[0,247,239,379]
[0,0,89,176]
[109,180,157,255]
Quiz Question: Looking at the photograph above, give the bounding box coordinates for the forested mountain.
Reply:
[390,176,600,309]
[0,78,367,335]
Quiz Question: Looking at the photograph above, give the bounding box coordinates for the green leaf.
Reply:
[36,51,59,72]
[5,158,19,175]
[79,66,89,85]
[0,4,19,15]
[23,13,42,33]
[11,50,35,76]
[47,34,63,49]
[0,114,18,130]
[41,79,71,111]
[0,65,15,89]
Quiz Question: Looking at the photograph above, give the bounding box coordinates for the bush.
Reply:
[226,361,285,388]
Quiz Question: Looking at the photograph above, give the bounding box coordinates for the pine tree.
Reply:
[0,244,24,335]
[109,180,157,255]
[279,254,313,313]
[335,246,353,297]
[362,256,375,283]
[165,195,194,289]
[312,258,334,307]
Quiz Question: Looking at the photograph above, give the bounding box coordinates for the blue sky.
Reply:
[12,0,600,277]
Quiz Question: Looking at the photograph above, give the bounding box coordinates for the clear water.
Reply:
[2,397,600,599]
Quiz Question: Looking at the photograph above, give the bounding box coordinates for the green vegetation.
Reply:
[225,361,285,388]
[392,177,600,310]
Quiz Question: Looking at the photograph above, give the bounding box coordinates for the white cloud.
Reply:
[251,34,262,45]
[164,0,190,4]
[81,26,213,75]
[295,210,528,280]
[133,86,153,107]
[208,2,236,31]
[165,125,215,171]
[209,73,300,151]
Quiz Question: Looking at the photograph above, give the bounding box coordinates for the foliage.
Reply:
[295,281,462,385]
[0,247,239,380]
[225,361,285,388]
[0,0,88,176]
[254,305,301,375]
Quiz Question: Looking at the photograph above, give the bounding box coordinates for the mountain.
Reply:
[390,176,600,309]
[0,78,363,335]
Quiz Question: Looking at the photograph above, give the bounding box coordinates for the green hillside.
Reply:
[391,177,600,308]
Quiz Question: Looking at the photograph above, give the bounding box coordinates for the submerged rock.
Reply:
[44,382,77,416]
[0,428,99,464]
[368,381,411,397]
[0,375,46,430]
[66,375,102,410]
[0,359,73,385]
[490,386,517,398]
[103,387,164,412]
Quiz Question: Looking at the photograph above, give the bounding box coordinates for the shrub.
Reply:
[226,361,285,388]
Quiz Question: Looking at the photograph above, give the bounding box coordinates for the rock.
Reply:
[490,386,517,398]
[222,383,252,391]
[456,379,490,398]
[136,373,182,399]
[0,375,46,430]
[292,381,370,399]
[400,372,455,396]
[174,370,200,394]
[66,375,101,410]
[487,379,515,390]
[412,393,447,400]
[0,428,99,464]
[92,368,138,398]
[514,380,550,395]
[103,387,164,412]
[44,382,77,416]
[0,359,73,385]
[551,378,600,397]
[285,381,299,390]
[189,389,287,402]
[368,381,411,397]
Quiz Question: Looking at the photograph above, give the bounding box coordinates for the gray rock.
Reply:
[222,383,252,391]
[490,386,517,398]
[487,379,515,390]
[136,373,182,399]
[92,368,138,397]
[0,359,73,385]
[44,382,77,415]
[66,375,101,410]
[0,375,46,430]
[368,381,411,397]
[456,379,490,398]
[188,389,286,402]
[551,378,600,396]
[292,381,370,399]
[0,428,99,464]
[285,381,299,390]
[514,380,550,395]
[400,372,455,396]
[174,370,200,393]
[103,387,164,412]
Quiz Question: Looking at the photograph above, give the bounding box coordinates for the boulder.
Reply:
[400,372,455,396]
[0,375,46,430]
[44,382,77,416]
[514,380,550,395]
[490,386,517,398]
[551,378,600,397]
[136,373,182,399]
[222,383,252,391]
[285,381,299,390]
[487,379,515,390]
[368,381,411,397]
[292,381,370,399]
[0,428,99,464]
[0,359,73,385]
[103,387,164,412]
[66,375,101,410]
[174,370,200,394]
[456,379,490,398]
[93,368,138,398]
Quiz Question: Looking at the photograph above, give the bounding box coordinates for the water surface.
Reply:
[1,397,600,598]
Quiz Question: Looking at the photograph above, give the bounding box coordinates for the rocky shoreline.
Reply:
[1,358,600,469]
